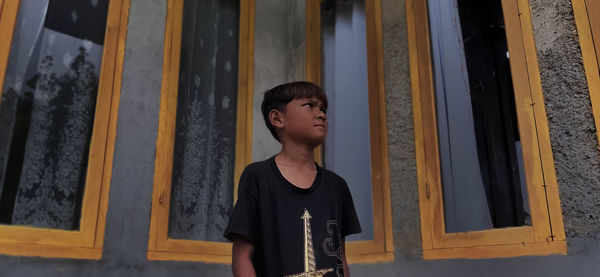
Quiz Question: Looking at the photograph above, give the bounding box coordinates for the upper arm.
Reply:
[224,167,260,242]
[341,180,362,237]
[341,238,350,277]
[232,235,255,259]
[232,236,257,277]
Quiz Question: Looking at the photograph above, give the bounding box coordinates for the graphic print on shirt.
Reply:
[322,220,344,277]
[284,209,334,277]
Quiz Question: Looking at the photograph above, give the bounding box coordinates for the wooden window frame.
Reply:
[406,0,566,259]
[306,0,394,263]
[147,0,255,263]
[0,0,130,259]
[573,0,600,146]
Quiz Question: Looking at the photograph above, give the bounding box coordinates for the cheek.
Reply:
[286,116,305,131]
[320,122,329,135]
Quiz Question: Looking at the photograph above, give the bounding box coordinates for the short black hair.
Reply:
[261,81,329,141]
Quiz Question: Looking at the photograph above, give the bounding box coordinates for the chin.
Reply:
[308,136,326,147]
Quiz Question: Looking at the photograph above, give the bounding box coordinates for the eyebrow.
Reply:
[305,99,325,109]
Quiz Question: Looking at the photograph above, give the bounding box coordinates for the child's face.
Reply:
[279,97,328,146]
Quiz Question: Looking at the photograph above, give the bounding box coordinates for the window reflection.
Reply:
[167,0,240,242]
[428,0,531,233]
[321,0,374,241]
[0,0,109,230]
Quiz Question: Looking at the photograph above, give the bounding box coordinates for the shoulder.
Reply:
[319,167,349,190]
[241,157,272,175]
[238,157,274,187]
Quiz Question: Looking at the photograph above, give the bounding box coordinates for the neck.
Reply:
[276,140,317,169]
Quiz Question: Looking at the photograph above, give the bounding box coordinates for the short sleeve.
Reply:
[224,166,260,243]
[341,180,362,237]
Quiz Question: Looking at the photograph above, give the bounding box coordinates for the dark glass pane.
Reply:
[167,0,240,242]
[0,0,110,230]
[321,0,373,241]
[428,0,531,233]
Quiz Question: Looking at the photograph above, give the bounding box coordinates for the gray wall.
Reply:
[2,0,600,276]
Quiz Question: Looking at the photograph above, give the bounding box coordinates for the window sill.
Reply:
[347,251,394,264]
[0,241,102,260]
[423,240,567,260]
[147,250,231,264]
[147,249,395,264]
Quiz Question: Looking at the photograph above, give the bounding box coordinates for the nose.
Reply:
[317,110,326,121]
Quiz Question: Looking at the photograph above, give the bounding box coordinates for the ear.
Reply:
[269,109,284,129]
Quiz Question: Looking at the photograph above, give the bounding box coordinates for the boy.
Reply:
[224,81,361,277]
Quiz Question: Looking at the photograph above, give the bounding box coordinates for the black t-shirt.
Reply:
[224,156,362,277]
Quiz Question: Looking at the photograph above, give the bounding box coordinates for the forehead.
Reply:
[290,97,324,104]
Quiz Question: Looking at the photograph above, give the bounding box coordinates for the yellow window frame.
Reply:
[306,0,395,263]
[573,0,600,146]
[0,0,130,259]
[147,0,255,263]
[406,0,566,259]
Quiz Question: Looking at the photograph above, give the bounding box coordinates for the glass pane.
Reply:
[167,0,240,242]
[0,0,110,230]
[428,0,531,233]
[321,0,373,241]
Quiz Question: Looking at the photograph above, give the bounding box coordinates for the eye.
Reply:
[303,102,313,108]
[320,108,327,114]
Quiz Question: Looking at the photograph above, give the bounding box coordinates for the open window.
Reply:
[147,0,254,263]
[0,0,129,259]
[573,0,600,145]
[306,0,394,263]
[406,0,566,259]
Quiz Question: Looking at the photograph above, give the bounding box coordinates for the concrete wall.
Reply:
[2,0,600,276]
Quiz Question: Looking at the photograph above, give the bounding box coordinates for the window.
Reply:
[306,0,394,263]
[0,0,129,259]
[147,0,254,263]
[407,0,566,259]
[573,0,600,145]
